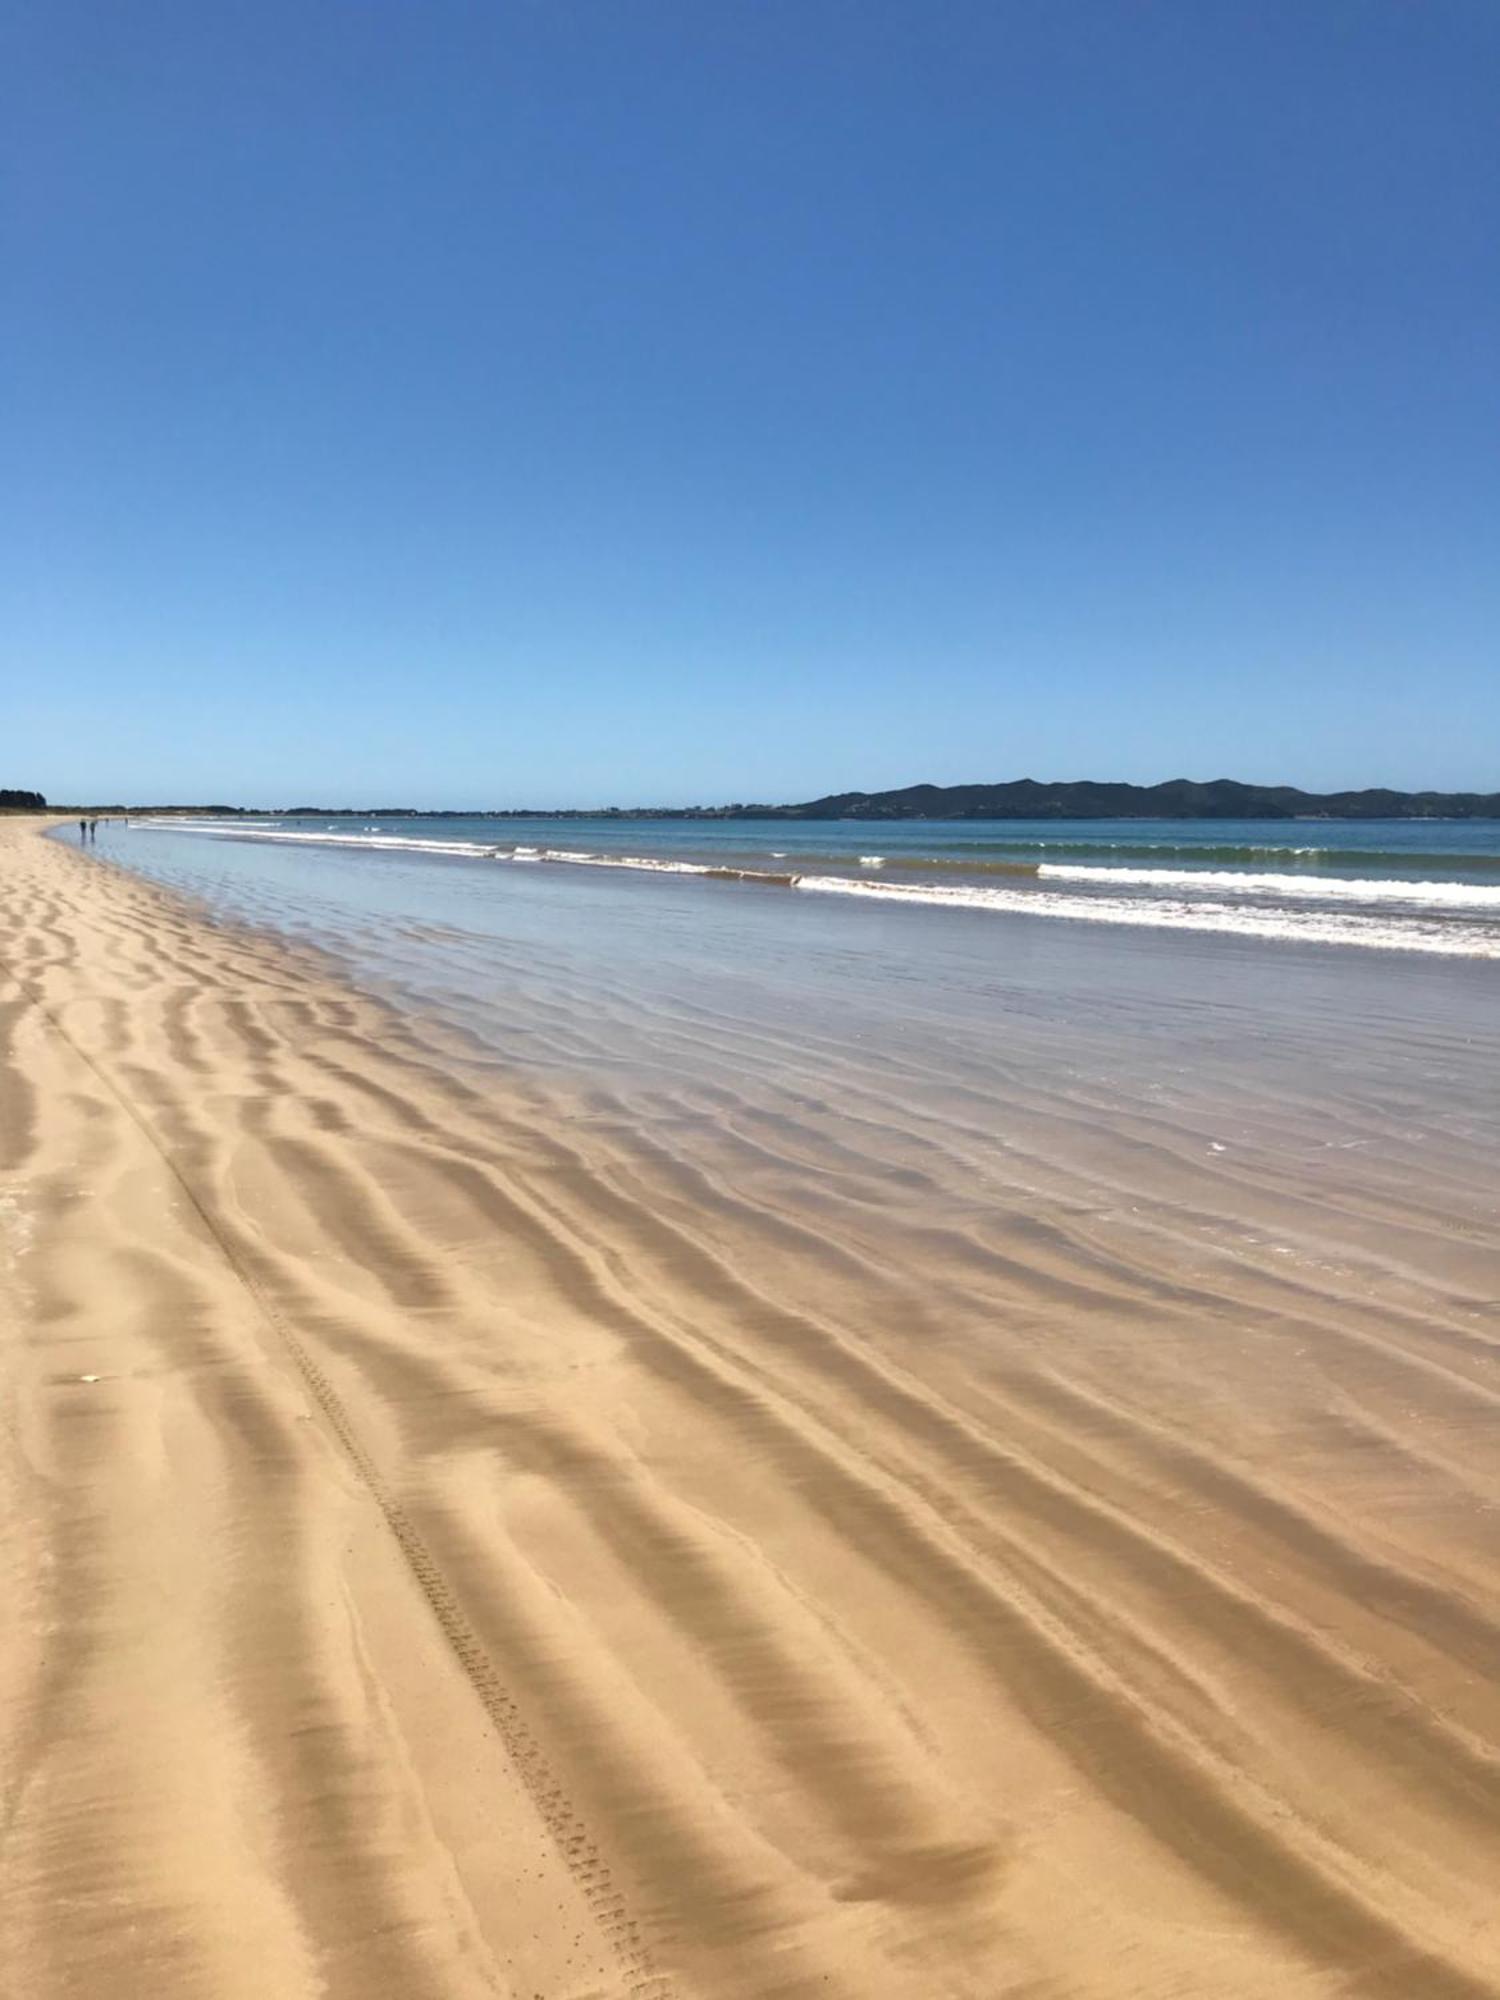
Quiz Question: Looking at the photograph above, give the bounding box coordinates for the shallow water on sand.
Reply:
[123,811,1500,957]
[96,814,1500,1130]
[96,813,1500,1410]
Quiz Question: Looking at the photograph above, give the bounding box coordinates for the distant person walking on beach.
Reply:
[78,818,86,842]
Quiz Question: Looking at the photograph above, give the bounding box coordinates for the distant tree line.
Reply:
[0,789,46,810]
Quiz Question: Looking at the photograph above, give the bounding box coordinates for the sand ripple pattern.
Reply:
[4,821,1500,1997]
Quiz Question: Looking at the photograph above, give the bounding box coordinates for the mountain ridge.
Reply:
[722,777,1500,821]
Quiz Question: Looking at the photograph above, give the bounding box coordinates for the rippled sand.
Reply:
[5,817,1500,1998]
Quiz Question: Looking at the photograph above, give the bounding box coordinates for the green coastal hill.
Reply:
[729,778,1500,822]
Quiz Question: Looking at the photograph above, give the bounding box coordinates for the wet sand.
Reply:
[5,816,1500,1998]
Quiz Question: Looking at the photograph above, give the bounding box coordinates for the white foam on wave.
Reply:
[1039,863,1500,910]
[135,820,737,880]
[533,848,716,875]
[858,855,886,867]
[133,819,497,858]
[792,874,1500,957]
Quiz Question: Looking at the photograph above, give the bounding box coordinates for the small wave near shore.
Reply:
[128,817,1500,958]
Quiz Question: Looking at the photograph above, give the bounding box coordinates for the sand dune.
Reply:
[4,818,1500,1997]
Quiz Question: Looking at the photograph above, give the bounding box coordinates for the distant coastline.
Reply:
[38,777,1500,821]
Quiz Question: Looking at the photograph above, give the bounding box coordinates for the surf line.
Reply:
[128,820,1500,955]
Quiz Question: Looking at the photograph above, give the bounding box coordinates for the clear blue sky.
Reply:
[5,1,1497,807]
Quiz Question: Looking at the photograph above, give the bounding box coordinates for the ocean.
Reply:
[112,812,1500,959]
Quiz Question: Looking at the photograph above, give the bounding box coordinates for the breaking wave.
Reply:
[127,820,1500,957]
[791,875,1500,957]
[1038,864,1500,910]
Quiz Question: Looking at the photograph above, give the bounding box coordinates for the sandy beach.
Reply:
[5,814,1500,1999]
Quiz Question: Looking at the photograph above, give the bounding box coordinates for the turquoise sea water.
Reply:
[130,812,1500,872]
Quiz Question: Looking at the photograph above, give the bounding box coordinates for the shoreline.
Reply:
[7,818,1500,1997]
[113,813,1500,962]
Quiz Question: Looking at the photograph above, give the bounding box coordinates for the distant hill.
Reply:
[736,778,1500,821]
[0,789,46,810]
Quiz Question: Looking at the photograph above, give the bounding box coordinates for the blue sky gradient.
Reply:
[5,2,1497,806]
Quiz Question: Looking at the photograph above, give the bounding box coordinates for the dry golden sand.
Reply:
[4,817,1500,1997]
